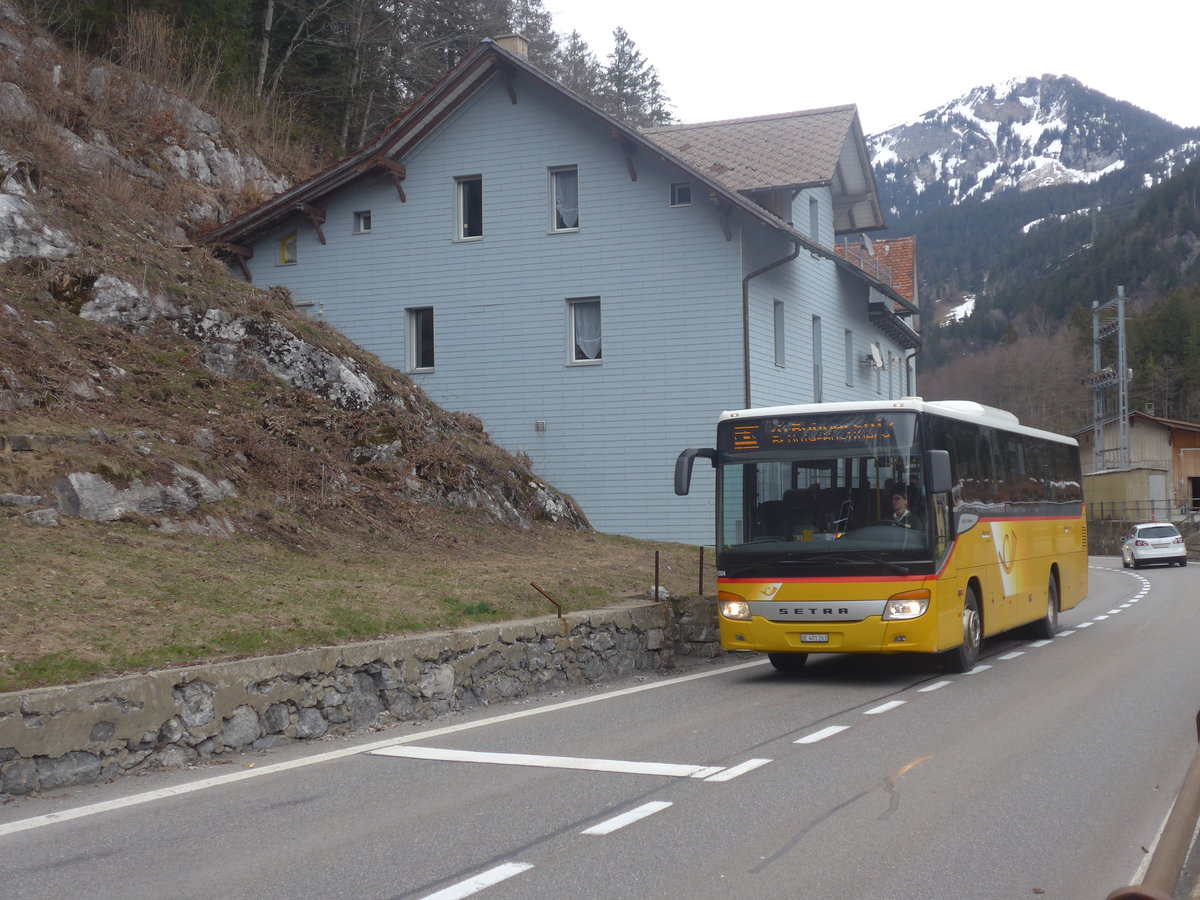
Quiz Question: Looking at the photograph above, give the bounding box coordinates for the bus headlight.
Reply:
[882,589,930,621]
[718,591,752,621]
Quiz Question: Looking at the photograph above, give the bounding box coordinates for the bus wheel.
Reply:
[1028,576,1059,640]
[944,588,981,673]
[768,652,809,673]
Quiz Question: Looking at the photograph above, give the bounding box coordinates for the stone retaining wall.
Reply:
[0,597,720,797]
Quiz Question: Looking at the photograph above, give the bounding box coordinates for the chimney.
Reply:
[494,34,530,58]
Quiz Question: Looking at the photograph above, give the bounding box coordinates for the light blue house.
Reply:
[205,36,920,544]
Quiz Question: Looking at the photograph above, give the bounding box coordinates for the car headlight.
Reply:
[882,589,930,621]
[718,591,751,621]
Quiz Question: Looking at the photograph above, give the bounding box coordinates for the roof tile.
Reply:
[643,106,858,192]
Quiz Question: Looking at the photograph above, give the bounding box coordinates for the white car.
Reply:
[1121,522,1188,568]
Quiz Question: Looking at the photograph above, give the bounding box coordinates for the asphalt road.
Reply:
[3,557,1199,900]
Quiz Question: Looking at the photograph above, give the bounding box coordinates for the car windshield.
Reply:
[1136,525,1179,539]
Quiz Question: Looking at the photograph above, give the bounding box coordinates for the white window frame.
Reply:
[670,182,692,206]
[812,315,823,402]
[844,329,854,387]
[567,297,602,365]
[550,166,579,232]
[354,210,372,234]
[773,301,785,367]
[408,307,435,371]
[456,175,482,240]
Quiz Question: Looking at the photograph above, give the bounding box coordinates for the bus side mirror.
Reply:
[924,449,952,494]
[675,448,716,496]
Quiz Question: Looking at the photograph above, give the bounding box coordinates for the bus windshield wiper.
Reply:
[723,553,911,577]
[852,554,911,574]
[721,555,858,577]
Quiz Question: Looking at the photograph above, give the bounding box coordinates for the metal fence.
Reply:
[1088,501,1200,525]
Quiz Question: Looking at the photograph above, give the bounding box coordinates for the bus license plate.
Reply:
[800,633,829,643]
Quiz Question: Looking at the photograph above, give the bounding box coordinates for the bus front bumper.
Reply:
[719,614,941,655]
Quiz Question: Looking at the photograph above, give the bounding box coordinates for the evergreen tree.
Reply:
[551,30,603,105]
[597,27,672,127]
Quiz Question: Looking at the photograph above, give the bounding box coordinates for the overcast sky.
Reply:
[546,1,1198,134]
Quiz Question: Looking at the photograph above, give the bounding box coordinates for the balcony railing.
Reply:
[839,243,894,289]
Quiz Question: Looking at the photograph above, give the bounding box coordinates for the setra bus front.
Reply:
[675,402,972,673]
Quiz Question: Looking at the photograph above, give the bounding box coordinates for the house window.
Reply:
[408,307,434,370]
[457,175,482,239]
[550,166,579,231]
[354,211,372,234]
[773,301,785,367]
[808,196,819,241]
[279,231,297,265]
[670,182,692,206]
[568,298,601,363]
[844,329,854,387]
[812,315,823,402]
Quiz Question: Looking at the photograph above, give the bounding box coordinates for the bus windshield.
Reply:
[716,411,940,574]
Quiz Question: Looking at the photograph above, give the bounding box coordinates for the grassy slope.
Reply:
[0,7,715,692]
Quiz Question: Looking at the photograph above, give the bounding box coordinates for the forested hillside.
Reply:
[919,159,1200,430]
[22,0,674,152]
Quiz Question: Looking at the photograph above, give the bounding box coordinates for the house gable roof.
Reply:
[201,40,912,344]
[642,107,885,234]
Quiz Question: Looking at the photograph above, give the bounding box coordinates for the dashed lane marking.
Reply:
[581,802,672,835]
[864,700,907,715]
[918,680,952,693]
[795,725,852,744]
[420,862,534,900]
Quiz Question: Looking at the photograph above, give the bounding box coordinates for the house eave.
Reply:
[869,299,922,350]
[202,40,906,320]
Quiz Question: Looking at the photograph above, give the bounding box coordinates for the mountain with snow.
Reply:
[869,75,1200,225]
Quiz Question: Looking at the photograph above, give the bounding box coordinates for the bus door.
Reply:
[947,424,1007,636]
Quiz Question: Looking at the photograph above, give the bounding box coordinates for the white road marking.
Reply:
[1029,640,1053,648]
[918,680,952,693]
[581,802,672,835]
[1107,609,1123,615]
[864,700,907,715]
[964,665,992,674]
[1094,615,1110,621]
[689,766,726,779]
[0,658,770,838]
[421,862,534,900]
[998,651,1025,660]
[704,758,772,782]
[795,725,851,744]
[1058,630,1076,636]
[1077,622,1094,628]
[369,746,712,778]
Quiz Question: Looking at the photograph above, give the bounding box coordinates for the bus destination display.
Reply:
[723,416,896,452]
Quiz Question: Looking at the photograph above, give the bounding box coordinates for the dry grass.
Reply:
[0,515,714,692]
[0,7,724,696]
[0,218,716,696]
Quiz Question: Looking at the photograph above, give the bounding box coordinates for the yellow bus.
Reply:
[675,399,1087,673]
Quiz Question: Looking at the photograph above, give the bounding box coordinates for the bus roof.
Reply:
[717,397,1079,446]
